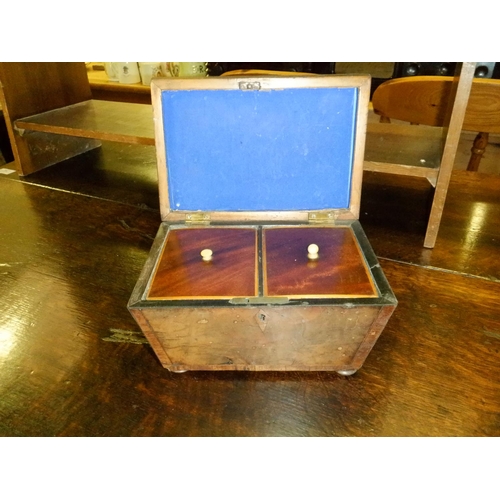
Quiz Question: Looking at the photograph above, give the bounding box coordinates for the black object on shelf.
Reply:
[394,62,458,77]
[394,62,499,79]
[0,110,14,164]
[207,62,335,76]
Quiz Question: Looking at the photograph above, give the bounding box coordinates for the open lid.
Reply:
[151,75,370,223]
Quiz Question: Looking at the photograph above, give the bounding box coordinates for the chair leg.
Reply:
[467,132,489,172]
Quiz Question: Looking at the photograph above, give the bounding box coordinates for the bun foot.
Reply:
[337,369,357,376]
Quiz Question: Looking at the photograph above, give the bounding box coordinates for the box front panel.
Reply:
[140,305,381,371]
[263,226,378,298]
[147,227,258,300]
[161,87,358,212]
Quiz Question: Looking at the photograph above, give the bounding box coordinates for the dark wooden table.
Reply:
[0,141,499,436]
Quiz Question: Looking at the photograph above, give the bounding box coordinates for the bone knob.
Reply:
[307,244,319,260]
[200,249,213,262]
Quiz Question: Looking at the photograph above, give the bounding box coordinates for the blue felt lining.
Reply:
[162,87,358,211]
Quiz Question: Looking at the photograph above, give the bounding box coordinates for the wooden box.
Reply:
[128,75,397,374]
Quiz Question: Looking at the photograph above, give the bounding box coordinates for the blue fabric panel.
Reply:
[162,87,358,212]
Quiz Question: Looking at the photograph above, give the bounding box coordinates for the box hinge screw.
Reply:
[308,212,336,224]
[185,213,211,225]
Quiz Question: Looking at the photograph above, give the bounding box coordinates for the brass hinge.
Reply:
[308,211,336,224]
[185,213,211,225]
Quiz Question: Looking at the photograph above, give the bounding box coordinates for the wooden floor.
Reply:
[0,140,499,437]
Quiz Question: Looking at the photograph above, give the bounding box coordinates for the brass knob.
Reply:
[200,248,213,262]
[307,244,319,260]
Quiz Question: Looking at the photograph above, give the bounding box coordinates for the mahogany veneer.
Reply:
[148,227,258,299]
[264,227,377,298]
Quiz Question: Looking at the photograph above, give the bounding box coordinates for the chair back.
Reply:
[372,76,500,133]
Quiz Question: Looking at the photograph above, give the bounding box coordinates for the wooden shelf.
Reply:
[15,100,155,146]
[364,122,443,185]
[12,98,452,188]
[0,63,156,175]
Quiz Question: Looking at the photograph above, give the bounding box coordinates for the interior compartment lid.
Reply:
[152,75,370,223]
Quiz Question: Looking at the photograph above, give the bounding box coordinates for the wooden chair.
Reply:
[372,76,500,171]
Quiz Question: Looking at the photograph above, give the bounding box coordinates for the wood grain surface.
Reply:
[360,170,500,281]
[424,63,475,248]
[264,226,377,297]
[365,122,443,169]
[15,100,155,145]
[0,62,98,176]
[0,62,92,122]
[18,141,159,209]
[147,227,258,299]
[139,304,381,371]
[0,144,499,436]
